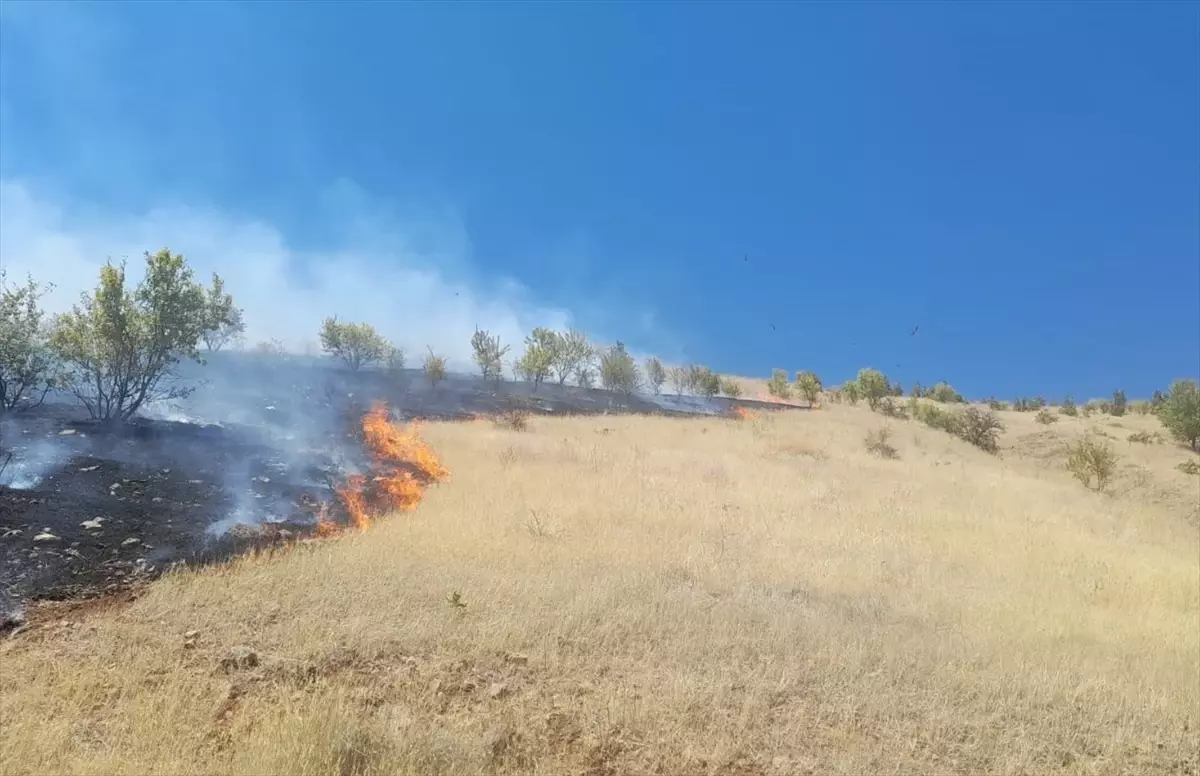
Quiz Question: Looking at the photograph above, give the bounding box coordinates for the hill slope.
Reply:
[1,405,1196,775]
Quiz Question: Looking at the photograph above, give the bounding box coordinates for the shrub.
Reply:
[470,328,510,382]
[599,341,641,394]
[878,397,906,419]
[251,339,286,356]
[766,369,791,399]
[1127,430,1161,444]
[0,272,57,413]
[929,381,963,404]
[864,427,898,459]
[1156,379,1200,451]
[494,406,530,432]
[1111,389,1128,417]
[856,368,890,410]
[794,370,821,406]
[1059,396,1078,416]
[319,317,389,370]
[957,407,1004,452]
[514,327,556,390]
[1036,408,1058,425]
[1066,436,1118,491]
[984,397,1004,411]
[644,357,666,395]
[911,402,962,435]
[422,348,447,386]
[1177,459,1200,476]
[1130,401,1153,416]
[49,250,238,423]
[842,381,861,406]
[719,377,742,398]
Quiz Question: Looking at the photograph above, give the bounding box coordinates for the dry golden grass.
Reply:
[2,405,1198,775]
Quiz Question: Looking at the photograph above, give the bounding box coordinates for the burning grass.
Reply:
[318,402,450,536]
[1,405,1196,775]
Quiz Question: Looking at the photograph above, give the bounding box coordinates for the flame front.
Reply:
[328,402,450,533]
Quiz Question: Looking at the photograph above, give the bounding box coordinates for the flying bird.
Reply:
[910,326,920,336]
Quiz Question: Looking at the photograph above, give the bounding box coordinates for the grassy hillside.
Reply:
[2,403,1197,775]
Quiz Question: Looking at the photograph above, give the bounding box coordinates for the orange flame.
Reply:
[325,402,450,534]
[728,405,759,420]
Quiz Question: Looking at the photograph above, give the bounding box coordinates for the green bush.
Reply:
[794,371,821,406]
[842,381,861,406]
[1059,396,1078,416]
[1066,436,1118,491]
[957,407,1004,453]
[766,369,791,399]
[929,382,963,404]
[1111,390,1128,417]
[0,271,57,413]
[470,328,510,382]
[856,368,890,411]
[319,316,390,371]
[1156,379,1200,451]
[911,402,961,435]
[598,341,641,395]
[422,347,447,386]
[514,328,557,390]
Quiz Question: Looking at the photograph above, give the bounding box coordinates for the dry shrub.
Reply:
[1177,459,1200,476]
[1128,430,1162,444]
[864,427,898,459]
[1066,436,1118,491]
[956,407,1004,453]
[493,408,530,432]
[1036,408,1058,425]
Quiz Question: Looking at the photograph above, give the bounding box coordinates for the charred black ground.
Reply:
[1,353,801,625]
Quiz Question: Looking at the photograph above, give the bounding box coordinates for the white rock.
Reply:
[80,519,104,530]
[33,532,59,542]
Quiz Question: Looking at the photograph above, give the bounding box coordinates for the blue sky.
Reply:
[1,1,1197,398]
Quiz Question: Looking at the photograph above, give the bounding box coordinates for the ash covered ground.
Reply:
[0,353,799,622]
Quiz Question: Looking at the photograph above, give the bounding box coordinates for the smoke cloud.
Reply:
[0,178,584,372]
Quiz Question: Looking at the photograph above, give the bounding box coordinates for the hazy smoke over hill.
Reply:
[0,179,583,372]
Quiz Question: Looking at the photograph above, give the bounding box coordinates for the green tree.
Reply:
[0,272,57,413]
[794,370,821,407]
[766,368,791,399]
[719,376,742,398]
[1157,379,1200,451]
[599,341,640,394]
[856,367,890,411]
[470,328,510,382]
[515,327,556,390]
[1111,389,1128,417]
[545,328,590,386]
[644,357,666,395]
[199,274,245,352]
[692,366,721,398]
[318,317,389,370]
[422,347,447,386]
[669,365,690,396]
[48,249,234,423]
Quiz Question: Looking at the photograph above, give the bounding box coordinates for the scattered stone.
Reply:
[183,629,200,648]
[503,652,529,666]
[151,497,163,503]
[80,519,104,530]
[109,483,122,492]
[1,529,22,538]
[221,646,259,671]
[488,682,510,700]
[121,537,141,547]
[78,465,99,472]
[58,429,77,436]
[32,532,59,543]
